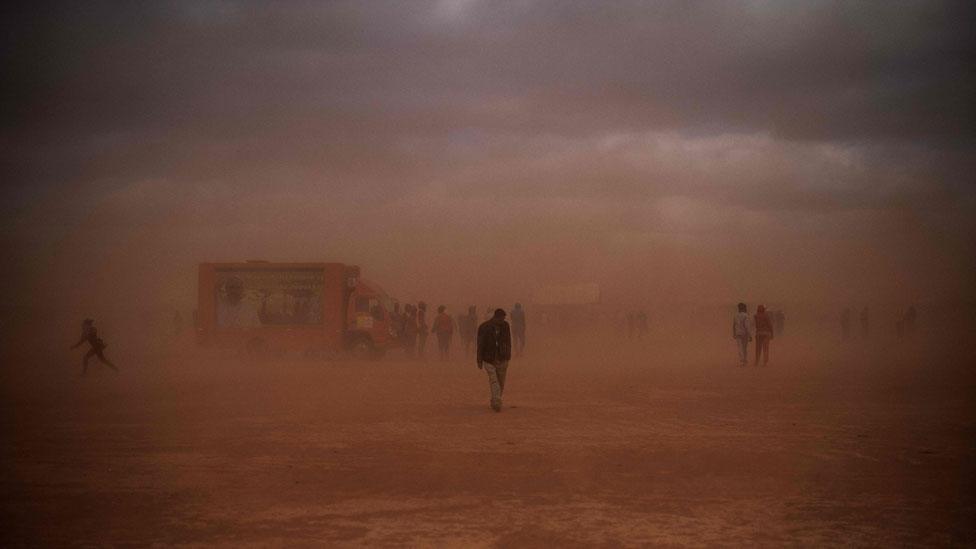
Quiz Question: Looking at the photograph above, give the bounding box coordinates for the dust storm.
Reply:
[2,2,975,546]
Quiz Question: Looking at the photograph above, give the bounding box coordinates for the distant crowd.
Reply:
[386,302,527,362]
[70,300,922,410]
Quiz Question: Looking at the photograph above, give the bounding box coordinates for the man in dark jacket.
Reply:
[477,308,512,412]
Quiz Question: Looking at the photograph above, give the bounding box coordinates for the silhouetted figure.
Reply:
[431,305,455,361]
[511,302,526,357]
[477,309,512,412]
[773,310,785,337]
[732,303,751,367]
[860,306,870,339]
[841,308,852,340]
[754,305,773,366]
[172,310,183,336]
[904,305,917,337]
[71,319,118,375]
[390,302,404,340]
[637,311,648,339]
[403,304,418,359]
[459,306,478,357]
[417,301,429,359]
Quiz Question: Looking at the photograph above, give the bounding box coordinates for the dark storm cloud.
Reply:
[1,0,974,308]
[5,1,974,154]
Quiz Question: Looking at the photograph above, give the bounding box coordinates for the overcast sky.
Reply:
[2,1,974,313]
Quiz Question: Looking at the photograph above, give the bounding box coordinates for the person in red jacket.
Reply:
[431,305,455,361]
[754,305,774,366]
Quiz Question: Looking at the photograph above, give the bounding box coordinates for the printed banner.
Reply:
[215,269,324,328]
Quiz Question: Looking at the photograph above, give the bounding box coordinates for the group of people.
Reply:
[389,301,430,360]
[732,303,777,367]
[388,302,527,362]
[840,305,916,341]
[72,302,527,412]
[384,302,523,412]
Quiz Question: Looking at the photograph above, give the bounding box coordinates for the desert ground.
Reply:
[2,326,974,547]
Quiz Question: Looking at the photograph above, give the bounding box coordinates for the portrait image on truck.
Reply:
[197,262,399,358]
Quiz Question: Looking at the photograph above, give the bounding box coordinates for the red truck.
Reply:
[196,261,399,358]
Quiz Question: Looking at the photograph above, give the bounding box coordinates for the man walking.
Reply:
[732,303,751,367]
[477,308,512,412]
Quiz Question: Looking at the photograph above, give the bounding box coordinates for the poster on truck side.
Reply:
[215,268,324,328]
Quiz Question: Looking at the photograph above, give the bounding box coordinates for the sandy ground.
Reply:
[2,332,975,547]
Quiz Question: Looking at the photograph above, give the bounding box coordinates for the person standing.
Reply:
[841,307,852,340]
[459,306,478,357]
[389,302,403,341]
[637,310,649,340]
[477,309,512,412]
[71,319,118,375]
[431,305,455,361]
[511,302,526,357]
[754,305,774,366]
[417,301,429,359]
[402,304,418,359]
[732,303,752,367]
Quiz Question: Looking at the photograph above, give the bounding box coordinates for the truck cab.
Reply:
[345,278,400,358]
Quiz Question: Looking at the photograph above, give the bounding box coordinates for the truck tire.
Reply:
[348,336,375,360]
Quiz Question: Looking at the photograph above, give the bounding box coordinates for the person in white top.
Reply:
[732,302,752,366]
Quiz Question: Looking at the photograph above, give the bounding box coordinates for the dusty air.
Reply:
[2,2,975,546]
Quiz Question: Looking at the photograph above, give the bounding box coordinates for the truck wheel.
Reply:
[349,337,374,360]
